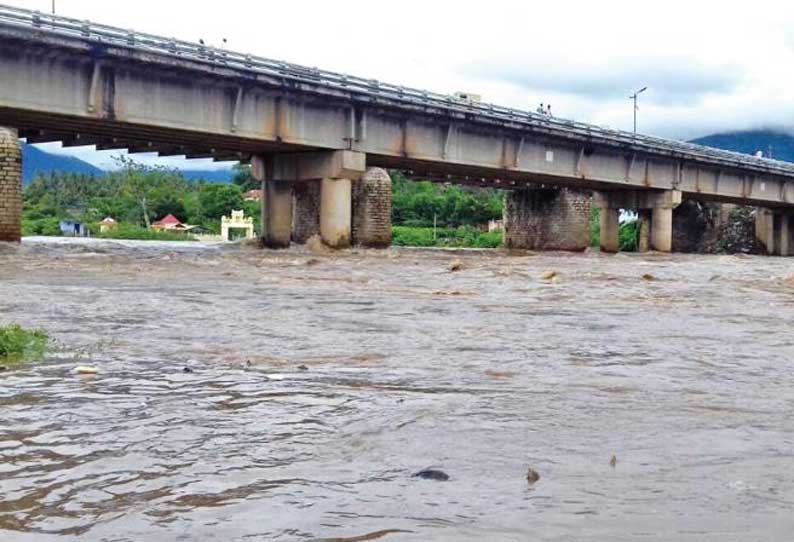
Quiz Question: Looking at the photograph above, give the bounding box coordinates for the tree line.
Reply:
[23,162,505,239]
[23,160,260,237]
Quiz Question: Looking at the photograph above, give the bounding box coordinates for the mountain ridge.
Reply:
[21,144,235,185]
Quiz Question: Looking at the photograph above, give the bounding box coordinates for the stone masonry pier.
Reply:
[503,188,591,251]
[0,126,21,243]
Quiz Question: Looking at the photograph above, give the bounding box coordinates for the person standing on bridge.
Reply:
[537,103,546,115]
[547,104,553,117]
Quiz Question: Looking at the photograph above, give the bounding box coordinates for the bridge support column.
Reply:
[755,208,775,255]
[637,210,651,252]
[651,207,674,252]
[503,187,591,251]
[320,178,352,248]
[595,190,681,253]
[273,150,366,249]
[292,180,321,244]
[599,207,620,253]
[780,214,791,257]
[264,180,294,248]
[352,167,392,248]
[0,127,22,243]
[253,155,293,248]
[756,208,794,256]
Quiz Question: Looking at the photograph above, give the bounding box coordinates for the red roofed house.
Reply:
[244,189,263,202]
[151,214,197,233]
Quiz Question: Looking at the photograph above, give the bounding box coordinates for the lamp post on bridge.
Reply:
[629,86,647,134]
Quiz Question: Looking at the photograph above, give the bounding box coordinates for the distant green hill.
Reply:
[691,130,794,162]
[22,143,105,184]
[21,144,234,185]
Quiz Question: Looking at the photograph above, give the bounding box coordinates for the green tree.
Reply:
[116,157,188,227]
[231,163,259,192]
[198,183,245,221]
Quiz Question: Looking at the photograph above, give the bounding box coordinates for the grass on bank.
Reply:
[393,226,503,248]
[0,325,50,364]
[96,224,196,242]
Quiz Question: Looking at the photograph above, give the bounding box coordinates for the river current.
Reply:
[1,238,794,541]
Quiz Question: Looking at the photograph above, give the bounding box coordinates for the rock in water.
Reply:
[182,367,194,374]
[449,260,463,272]
[413,469,450,481]
[641,273,657,281]
[540,270,557,281]
[526,467,540,484]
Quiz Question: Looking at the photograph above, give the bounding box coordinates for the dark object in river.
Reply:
[414,469,450,481]
[526,467,540,484]
[182,367,194,373]
[297,365,309,371]
[0,365,7,372]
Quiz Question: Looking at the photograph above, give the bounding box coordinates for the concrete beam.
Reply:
[273,151,366,182]
[594,189,682,210]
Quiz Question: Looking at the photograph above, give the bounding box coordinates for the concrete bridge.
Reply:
[1,5,793,254]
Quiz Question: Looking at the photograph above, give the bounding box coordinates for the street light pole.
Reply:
[629,86,647,134]
[51,0,55,14]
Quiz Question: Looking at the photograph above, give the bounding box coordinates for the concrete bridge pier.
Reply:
[252,155,293,248]
[503,187,591,251]
[272,150,366,249]
[637,210,652,253]
[596,190,681,253]
[320,178,352,248]
[756,208,794,256]
[0,127,22,243]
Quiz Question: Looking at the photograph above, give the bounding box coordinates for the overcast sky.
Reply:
[9,0,794,168]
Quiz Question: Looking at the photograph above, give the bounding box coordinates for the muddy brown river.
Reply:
[1,238,794,541]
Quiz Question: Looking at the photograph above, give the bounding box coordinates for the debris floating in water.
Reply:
[642,273,657,281]
[540,270,558,281]
[182,367,194,374]
[449,260,463,272]
[414,469,450,481]
[73,366,98,375]
[526,467,540,484]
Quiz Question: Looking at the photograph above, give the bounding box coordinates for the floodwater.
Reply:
[2,237,794,542]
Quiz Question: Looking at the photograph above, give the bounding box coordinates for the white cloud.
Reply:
[9,0,794,164]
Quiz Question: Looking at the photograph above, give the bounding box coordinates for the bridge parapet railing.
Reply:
[2,4,794,177]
